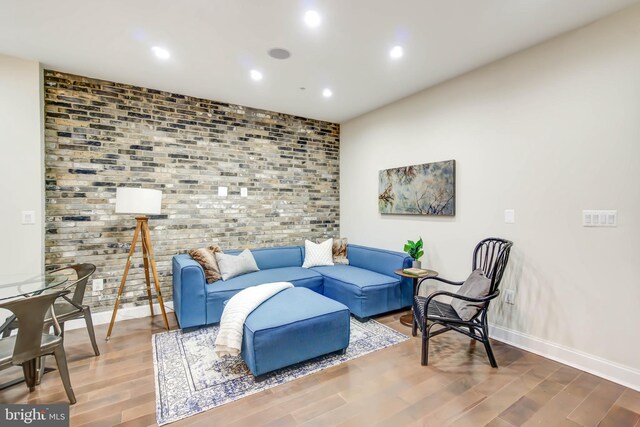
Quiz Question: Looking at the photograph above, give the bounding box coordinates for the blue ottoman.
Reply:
[240,287,350,377]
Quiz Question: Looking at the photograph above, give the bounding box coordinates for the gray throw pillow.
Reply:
[451,269,491,321]
[215,249,260,281]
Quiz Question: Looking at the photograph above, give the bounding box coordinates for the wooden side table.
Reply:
[395,268,438,327]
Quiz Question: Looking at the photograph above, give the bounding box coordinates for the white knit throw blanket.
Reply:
[214,281,294,358]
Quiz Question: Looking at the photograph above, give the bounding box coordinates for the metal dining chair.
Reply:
[0,290,76,403]
[3,264,100,356]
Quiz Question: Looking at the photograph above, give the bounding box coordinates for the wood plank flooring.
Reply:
[0,310,638,426]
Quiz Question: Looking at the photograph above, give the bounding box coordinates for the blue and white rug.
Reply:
[152,317,408,425]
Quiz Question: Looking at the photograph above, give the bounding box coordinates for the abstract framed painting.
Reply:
[378,159,455,215]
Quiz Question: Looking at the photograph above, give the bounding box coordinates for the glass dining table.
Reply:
[0,273,68,390]
[0,273,68,302]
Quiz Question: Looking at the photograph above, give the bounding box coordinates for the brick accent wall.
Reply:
[44,70,340,312]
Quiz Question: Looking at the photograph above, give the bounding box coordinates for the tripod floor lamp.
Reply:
[106,187,170,340]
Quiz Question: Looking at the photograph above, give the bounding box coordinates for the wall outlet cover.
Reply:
[218,186,228,197]
[240,187,248,197]
[22,210,36,225]
[92,278,104,292]
[505,289,516,305]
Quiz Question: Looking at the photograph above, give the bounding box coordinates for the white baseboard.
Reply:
[64,301,174,331]
[489,324,640,392]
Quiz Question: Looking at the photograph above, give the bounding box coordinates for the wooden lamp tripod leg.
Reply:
[106,219,142,341]
[141,220,170,331]
[140,230,155,317]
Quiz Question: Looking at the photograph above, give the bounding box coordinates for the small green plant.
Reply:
[404,237,424,261]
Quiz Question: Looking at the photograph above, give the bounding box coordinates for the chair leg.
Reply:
[482,324,498,368]
[21,359,37,392]
[411,314,417,337]
[421,322,431,366]
[53,345,76,404]
[83,307,100,356]
[36,355,46,385]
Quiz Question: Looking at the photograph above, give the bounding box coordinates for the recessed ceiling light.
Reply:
[250,69,263,81]
[268,48,291,60]
[390,46,404,59]
[322,88,332,98]
[304,10,321,28]
[151,46,170,60]
[389,46,404,59]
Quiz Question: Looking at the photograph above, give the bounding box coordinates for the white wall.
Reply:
[0,54,44,285]
[341,5,640,388]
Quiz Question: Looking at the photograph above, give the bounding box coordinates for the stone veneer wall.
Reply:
[44,70,340,312]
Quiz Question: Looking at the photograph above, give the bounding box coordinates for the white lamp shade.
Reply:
[115,188,162,215]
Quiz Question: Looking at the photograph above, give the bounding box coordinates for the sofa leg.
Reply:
[253,374,268,383]
[353,315,369,323]
[335,347,347,355]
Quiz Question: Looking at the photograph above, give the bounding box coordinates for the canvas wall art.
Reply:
[378,159,455,215]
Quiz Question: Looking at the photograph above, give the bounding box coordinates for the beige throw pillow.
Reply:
[188,245,224,283]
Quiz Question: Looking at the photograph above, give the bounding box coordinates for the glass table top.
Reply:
[0,274,68,302]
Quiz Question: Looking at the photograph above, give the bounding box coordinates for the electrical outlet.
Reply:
[92,279,104,292]
[504,289,515,305]
[240,187,248,197]
[218,186,228,197]
[22,210,35,225]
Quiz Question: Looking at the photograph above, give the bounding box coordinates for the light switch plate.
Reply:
[22,211,35,225]
[240,188,248,197]
[583,210,617,227]
[218,186,228,197]
[504,209,515,224]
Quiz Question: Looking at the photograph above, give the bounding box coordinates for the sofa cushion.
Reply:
[226,246,303,270]
[312,265,404,318]
[204,267,324,324]
[311,265,398,288]
[215,249,259,281]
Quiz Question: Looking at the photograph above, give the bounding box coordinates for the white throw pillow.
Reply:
[302,238,335,268]
[215,249,260,281]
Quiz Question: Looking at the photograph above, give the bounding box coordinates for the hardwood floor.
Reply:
[0,310,638,426]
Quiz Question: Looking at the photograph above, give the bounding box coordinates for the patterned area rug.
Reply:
[153,317,408,425]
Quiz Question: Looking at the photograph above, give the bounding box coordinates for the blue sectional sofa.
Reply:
[172,244,413,329]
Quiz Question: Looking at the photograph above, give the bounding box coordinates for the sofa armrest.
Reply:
[172,254,207,328]
[347,244,412,277]
[347,244,414,308]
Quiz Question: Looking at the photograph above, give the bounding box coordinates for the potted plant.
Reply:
[404,237,424,269]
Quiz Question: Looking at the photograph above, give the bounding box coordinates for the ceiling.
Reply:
[1,0,638,123]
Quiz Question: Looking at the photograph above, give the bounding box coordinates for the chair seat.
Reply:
[52,301,85,321]
[414,296,462,322]
[0,334,63,367]
[6,301,85,328]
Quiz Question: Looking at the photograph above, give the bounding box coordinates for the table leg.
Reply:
[400,277,419,327]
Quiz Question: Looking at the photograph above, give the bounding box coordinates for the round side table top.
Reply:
[394,268,438,279]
